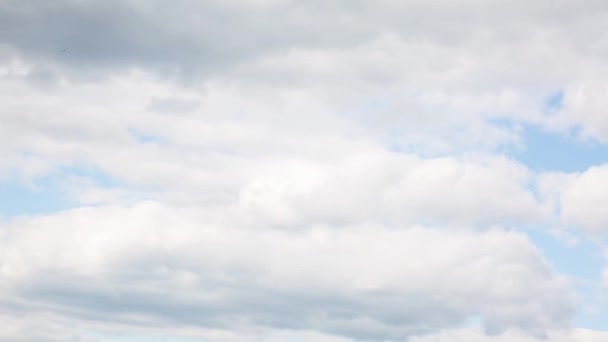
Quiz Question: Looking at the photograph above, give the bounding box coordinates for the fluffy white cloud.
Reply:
[2,0,608,149]
[0,202,573,340]
[236,152,542,229]
[0,66,545,228]
[539,165,608,234]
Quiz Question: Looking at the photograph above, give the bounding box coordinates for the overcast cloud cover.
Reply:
[2,0,608,341]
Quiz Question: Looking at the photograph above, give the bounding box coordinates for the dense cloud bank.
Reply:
[2,0,608,340]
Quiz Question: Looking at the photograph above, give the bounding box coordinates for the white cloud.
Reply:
[0,67,546,228]
[236,152,542,229]
[540,165,608,234]
[0,202,573,340]
[2,1,608,340]
[3,0,608,150]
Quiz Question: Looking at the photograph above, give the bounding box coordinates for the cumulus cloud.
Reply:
[539,165,608,235]
[3,0,608,149]
[236,152,542,229]
[0,203,573,340]
[0,67,546,229]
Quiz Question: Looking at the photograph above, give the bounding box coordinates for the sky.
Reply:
[2,0,608,341]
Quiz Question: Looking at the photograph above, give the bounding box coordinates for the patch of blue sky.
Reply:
[510,125,608,173]
[526,228,602,280]
[544,89,564,114]
[129,128,168,145]
[0,164,122,218]
[573,282,608,330]
[526,228,608,330]
[0,178,73,218]
[59,164,123,188]
[493,90,608,172]
[462,315,483,329]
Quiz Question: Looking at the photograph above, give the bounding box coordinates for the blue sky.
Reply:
[0,179,70,217]
[513,125,608,173]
